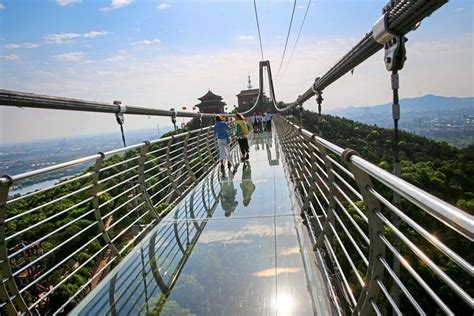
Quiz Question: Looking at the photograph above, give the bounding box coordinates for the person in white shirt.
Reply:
[252,113,259,132]
[264,112,272,131]
[256,113,263,132]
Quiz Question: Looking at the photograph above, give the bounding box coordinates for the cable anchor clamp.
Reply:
[114,100,125,125]
[170,108,177,130]
[372,13,394,45]
[384,35,407,71]
[311,77,321,94]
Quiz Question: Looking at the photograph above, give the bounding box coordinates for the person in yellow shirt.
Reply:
[235,113,250,161]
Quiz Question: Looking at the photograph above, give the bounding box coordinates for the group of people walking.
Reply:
[252,112,272,133]
[214,113,251,169]
[214,111,274,168]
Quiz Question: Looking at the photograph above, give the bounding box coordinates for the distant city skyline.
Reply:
[0,0,473,143]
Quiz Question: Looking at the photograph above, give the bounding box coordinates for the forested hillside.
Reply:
[298,109,474,214]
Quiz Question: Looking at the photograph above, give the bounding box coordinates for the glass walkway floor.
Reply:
[71,131,336,316]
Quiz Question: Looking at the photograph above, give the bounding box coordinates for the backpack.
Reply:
[236,120,249,136]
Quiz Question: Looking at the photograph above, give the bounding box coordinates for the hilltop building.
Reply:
[236,76,268,113]
[195,90,226,114]
[236,88,260,111]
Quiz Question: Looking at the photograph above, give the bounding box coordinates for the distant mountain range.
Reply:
[330,95,473,120]
[329,95,473,147]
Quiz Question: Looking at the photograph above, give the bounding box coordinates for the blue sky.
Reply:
[0,0,472,143]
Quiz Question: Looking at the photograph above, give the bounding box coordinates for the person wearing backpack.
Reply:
[235,113,250,161]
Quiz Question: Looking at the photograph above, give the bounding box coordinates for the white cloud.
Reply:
[199,223,290,244]
[454,8,464,12]
[44,32,82,44]
[157,3,171,11]
[56,0,81,7]
[43,31,110,44]
[238,35,255,41]
[4,42,40,49]
[100,0,133,12]
[2,55,20,61]
[83,31,110,38]
[105,55,126,62]
[4,44,20,49]
[23,42,41,48]
[0,3,5,10]
[297,5,305,9]
[254,267,301,278]
[2,34,472,143]
[55,51,85,61]
[130,39,161,46]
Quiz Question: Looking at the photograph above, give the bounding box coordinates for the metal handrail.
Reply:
[283,119,473,241]
[0,123,228,315]
[274,115,473,314]
[0,89,230,118]
[293,0,448,106]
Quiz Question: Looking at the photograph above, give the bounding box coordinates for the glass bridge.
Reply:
[3,3,472,314]
[71,131,336,316]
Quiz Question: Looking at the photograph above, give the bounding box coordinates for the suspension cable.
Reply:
[276,0,297,77]
[265,60,293,112]
[253,0,265,61]
[282,0,312,76]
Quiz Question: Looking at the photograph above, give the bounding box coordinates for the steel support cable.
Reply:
[0,89,230,118]
[276,0,297,77]
[253,0,265,60]
[293,0,447,106]
[265,60,292,112]
[243,59,291,113]
[282,0,312,76]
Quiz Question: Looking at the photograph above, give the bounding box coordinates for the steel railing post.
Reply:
[205,128,216,164]
[300,134,327,216]
[314,137,338,249]
[165,136,181,204]
[341,149,386,315]
[183,132,197,183]
[137,142,160,220]
[92,154,120,257]
[293,128,308,208]
[0,176,30,315]
[196,128,205,174]
[281,122,298,179]
[278,118,297,179]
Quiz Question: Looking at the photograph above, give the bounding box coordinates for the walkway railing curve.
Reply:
[0,126,228,315]
[274,115,473,315]
[72,169,222,315]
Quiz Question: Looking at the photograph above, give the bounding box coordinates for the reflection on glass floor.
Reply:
[71,131,336,316]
